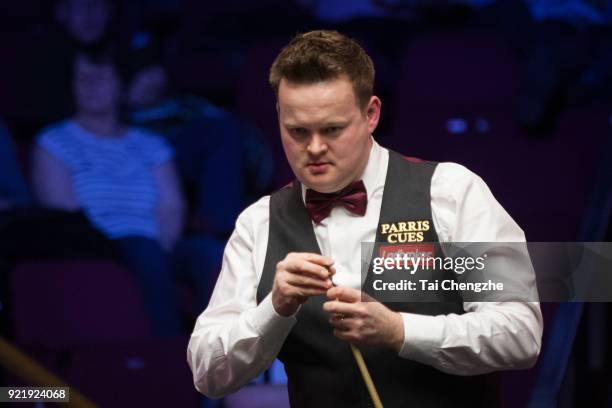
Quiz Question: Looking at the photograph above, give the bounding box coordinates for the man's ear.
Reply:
[365,96,381,135]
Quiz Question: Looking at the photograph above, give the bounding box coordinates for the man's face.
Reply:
[277,75,380,193]
[73,55,120,115]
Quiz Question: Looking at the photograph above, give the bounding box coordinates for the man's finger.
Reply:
[328,314,357,330]
[293,252,335,267]
[325,264,337,276]
[282,259,334,280]
[322,299,363,316]
[326,286,362,302]
[285,274,332,290]
[289,286,328,298]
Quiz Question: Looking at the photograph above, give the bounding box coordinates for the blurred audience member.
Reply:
[118,32,277,317]
[127,81,273,239]
[124,43,274,238]
[126,62,273,310]
[31,51,184,336]
[15,0,117,130]
[0,118,114,262]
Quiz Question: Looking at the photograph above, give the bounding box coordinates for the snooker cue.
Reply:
[328,269,383,408]
[350,343,384,408]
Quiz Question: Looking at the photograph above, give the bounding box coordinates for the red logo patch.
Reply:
[378,243,436,267]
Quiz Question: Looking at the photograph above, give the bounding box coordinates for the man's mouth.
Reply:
[307,162,331,173]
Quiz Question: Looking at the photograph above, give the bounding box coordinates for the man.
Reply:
[188,30,543,407]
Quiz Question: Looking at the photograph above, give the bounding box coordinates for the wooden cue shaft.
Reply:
[350,344,384,408]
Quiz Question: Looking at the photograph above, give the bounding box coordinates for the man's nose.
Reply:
[307,134,328,155]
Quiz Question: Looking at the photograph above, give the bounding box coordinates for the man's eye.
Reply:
[290,128,308,136]
[323,127,342,134]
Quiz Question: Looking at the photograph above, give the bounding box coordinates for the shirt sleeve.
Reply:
[187,198,297,398]
[398,162,543,374]
[36,125,72,166]
[139,130,174,166]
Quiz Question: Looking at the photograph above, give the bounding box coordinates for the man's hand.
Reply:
[272,252,335,317]
[323,286,404,352]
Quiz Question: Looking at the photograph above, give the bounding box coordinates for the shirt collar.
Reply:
[360,138,386,199]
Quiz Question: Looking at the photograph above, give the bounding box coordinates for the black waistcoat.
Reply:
[256,151,499,408]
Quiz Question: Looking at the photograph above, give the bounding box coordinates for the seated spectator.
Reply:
[20,0,274,239]
[121,42,276,313]
[31,50,184,337]
[15,0,116,129]
[126,64,274,238]
[125,60,273,311]
[15,0,164,133]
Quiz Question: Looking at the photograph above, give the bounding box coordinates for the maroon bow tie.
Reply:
[305,180,368,224]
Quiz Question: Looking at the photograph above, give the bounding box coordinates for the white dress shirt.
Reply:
[187,140,543,398]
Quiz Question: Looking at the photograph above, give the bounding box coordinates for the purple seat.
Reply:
[11,260,151,349]
[63,337,200,407]
[10,261,203,406]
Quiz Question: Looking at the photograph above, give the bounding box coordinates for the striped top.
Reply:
[37,119,173,239]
